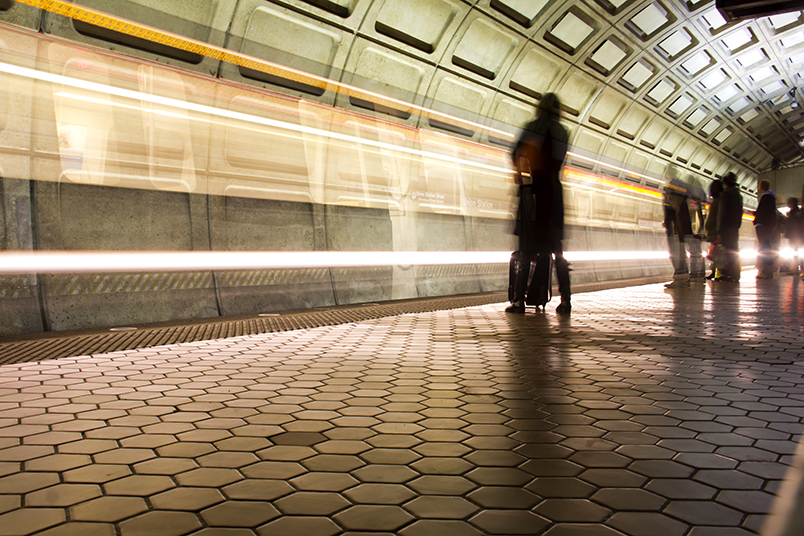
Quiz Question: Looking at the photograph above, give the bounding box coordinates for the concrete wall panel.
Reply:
[48,183,194,251]
[0,290,42,336]
[588,88,628,130]
[43,0,236,76]
[211,196,315,252]
[0,32,36,153]
[271,0,369,28]
[325,204,394,304]
[658,129,685,158]
[222,1,351,102]
[603,140,631,171]
[451,15,520,81]
[628,149,652,173]
[491,96,536,131]
[615,103,651,141]
[486,0,551,29]
[555,69,600,117]
[45,286,219,332]
[573,127,605,155]
[0,0,41,30]
[339,39,432,111]
[639,116,672,151]
[243,6,344,75]
[374,0,459,55]
[413,212,480,297]
[675,137,700,165]
[427,72,493,134]
[508,47,567,101]
[34,183,219,331]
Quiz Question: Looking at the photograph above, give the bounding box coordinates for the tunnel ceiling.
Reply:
[5,0,804,182]
[563,0,804,171]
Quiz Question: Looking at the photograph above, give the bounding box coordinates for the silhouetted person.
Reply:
[754,179,777,279]
[718,172,743,282]
[506,93,571,314]
[704,179,724,280]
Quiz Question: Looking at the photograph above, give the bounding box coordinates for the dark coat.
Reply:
[662,187,693,240]
[705,197,720,243]
[511,115,568,251]
[718,185,743,237]
[753,190,777,228]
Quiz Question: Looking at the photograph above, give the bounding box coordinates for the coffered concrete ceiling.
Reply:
[533,0,804,171]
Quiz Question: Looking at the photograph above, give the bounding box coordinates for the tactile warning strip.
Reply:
[0,275,669,365]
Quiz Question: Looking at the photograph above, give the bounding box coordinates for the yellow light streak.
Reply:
[566,151,665,184]
[564,167,663,200]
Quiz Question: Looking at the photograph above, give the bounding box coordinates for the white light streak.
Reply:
[0,62,513,176]
[0,250,671,274]
[52,88,512,174]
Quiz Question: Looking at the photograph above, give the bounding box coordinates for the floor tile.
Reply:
[2,277,803,535]
[70,496,148,522]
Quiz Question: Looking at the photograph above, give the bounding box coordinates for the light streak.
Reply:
[0,250,672,274]
[566,151,665,184]
[564,167,663,201]
[44,83,512,174]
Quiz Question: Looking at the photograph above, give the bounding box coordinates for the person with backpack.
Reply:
[506,93,571,314]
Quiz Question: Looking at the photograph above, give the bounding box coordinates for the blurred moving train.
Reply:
[0,19,758,336]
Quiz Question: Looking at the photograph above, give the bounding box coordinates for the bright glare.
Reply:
[0,250,672,274]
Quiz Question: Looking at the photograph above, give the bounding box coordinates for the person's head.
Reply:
[788,197,799,210]
[537,93,561,120]
[758,179,770,193]
[723,172,738,188]
[709,179,724,198]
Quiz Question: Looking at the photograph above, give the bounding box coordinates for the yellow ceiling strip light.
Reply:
[17,0,515,141]
[564,167,663,200]
[566,151,665,185]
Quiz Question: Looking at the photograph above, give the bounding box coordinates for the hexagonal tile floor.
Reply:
[1,273,803,535]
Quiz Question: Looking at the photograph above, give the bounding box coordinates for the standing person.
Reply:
[718,172,743,282]
[754,180,777,280]
[704,179,724,280]
[785,197,803,275]
[506,93,571,314]
[662,179,703,288]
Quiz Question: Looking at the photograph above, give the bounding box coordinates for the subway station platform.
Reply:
[1,272,803,536]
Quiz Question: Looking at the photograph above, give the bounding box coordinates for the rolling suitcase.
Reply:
[509,251,552,310]
[525,252,552,309]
